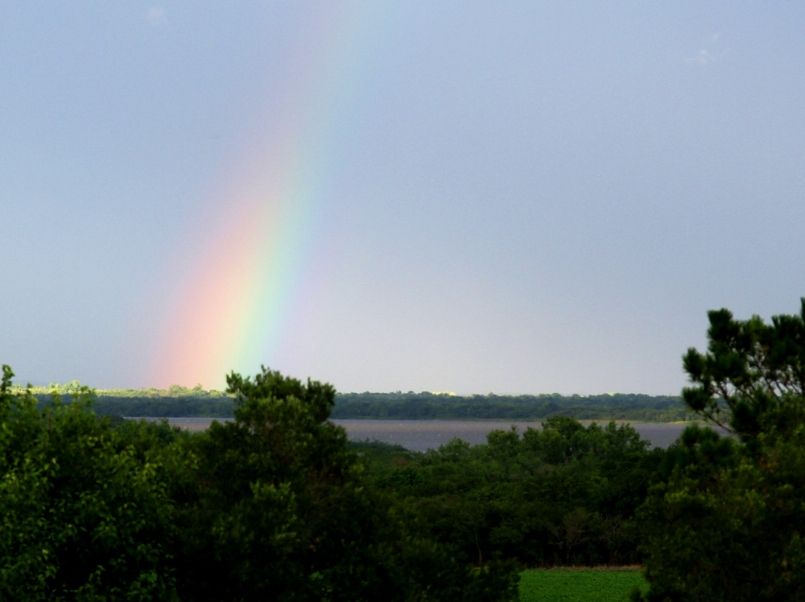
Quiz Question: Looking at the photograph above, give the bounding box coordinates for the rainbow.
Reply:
[152,4,379,389]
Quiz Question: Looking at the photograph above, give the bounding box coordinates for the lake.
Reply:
[147,417,697,451]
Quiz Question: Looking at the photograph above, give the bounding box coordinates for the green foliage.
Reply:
[32,388,690,421]
[174,367,379,600]
[90,395,234,417]
[0,366,178,600]
[1,365,519,601]
[177,367,519,601]
[24,383,228,399]
[519,568,647,602]
[32,382,233,419]
[333,392,690,421]
[637,300,805,601]
[682,300,805,439]
[363,417,661,568]
[637,426,805,601]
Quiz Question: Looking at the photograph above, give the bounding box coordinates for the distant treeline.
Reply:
[34,394,235,418]
[34,390,691,421]
[331,392,690,421]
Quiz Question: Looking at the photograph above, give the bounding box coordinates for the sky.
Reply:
[2,2,804,395]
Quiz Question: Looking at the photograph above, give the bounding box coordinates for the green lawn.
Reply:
[519,568,647,602]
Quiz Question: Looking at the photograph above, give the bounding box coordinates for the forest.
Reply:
[29,389,690,422]
[2,301,805,600]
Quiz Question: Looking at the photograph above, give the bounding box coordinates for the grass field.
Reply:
[519,567,647,601]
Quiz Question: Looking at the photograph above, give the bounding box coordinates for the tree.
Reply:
[174,367,380,601]
[682,299,805,439]
[0,366,177,600]
[637,301,805,601]
[1,365,519,601]
[175,366,519,601]
[362,415,656,568]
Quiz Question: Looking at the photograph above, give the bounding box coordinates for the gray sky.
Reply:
[2,2,804,394]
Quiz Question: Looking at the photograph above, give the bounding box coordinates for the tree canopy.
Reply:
[682,300,805,439]
[6,299,805,600]
[637,300,805,601]
[0,365,519,601]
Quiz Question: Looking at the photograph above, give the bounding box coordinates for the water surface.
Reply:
[335,419,690,451]
[145,417,695,451]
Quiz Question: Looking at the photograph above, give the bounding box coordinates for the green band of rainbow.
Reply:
[152,3,379,388]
